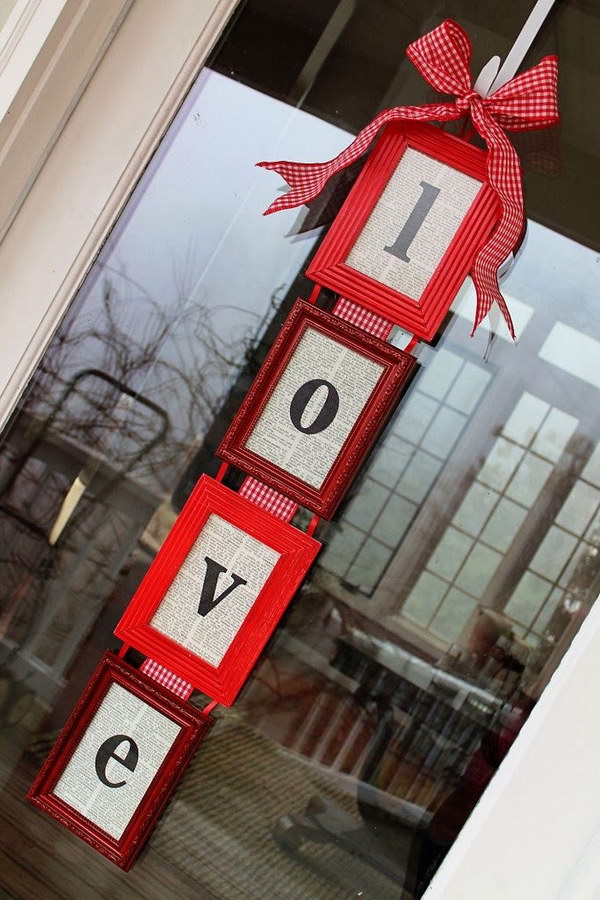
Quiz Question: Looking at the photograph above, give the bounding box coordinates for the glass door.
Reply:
[0,1,598,897]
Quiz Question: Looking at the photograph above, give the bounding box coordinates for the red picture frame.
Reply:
[115,475,320,705]
[306,122,500,342]
[27,652,212,870]
[217,298,415,517]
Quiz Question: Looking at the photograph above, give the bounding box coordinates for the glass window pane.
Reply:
[391,391,439,444]
[480,498,527,552]
[344,478,390,531]
[445,361,492,414]
[529,526,579,581]
[581,443,600,488]
[396,450,442,503]
[585,508,600,545]
[345,538,393,593]
[430,589,477,642]
[427,527,473,581]
[505,572,553,627]
[478,437,526,491]
[539,323,600,390]
[402,571,448,626]
[368,434,413,487]
[531,408,578,462]
[454,544,502,597]
[556,481,600,535]
[559,541,598,590]
[506,454,553,507]
[420,406,467,459]
[453,483,500,536]
[319,523,365,578]
[416,349,463,400]
[371,494,416,547]
[502,392,550,447]
[534,587,564,634]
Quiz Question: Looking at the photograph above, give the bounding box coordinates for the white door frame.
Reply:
[0,0,135,245]
[0,0,238,430]
[0,3,598,898]
[427,595,600,899]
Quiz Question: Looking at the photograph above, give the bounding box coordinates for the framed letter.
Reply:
[217,299,415,517]
[114,476,320,704]
[306,122,500,341]
[27,652,212,869]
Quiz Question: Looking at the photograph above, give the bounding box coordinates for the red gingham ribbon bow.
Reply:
[258,19,558,338]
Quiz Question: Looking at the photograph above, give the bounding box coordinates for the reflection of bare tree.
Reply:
[18,269,278,493]
[0,269,279,697]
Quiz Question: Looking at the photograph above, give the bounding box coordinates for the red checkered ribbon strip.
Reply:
[258,19,558,339]
[140,657,194,700]
[334,297,394,340]
[239,476,298,522]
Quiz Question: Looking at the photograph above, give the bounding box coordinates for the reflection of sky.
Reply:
[505,223,599,325]
[80,68,349,351]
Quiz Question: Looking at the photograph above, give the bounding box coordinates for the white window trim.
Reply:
[0,1,72,95]
[1,3,599,897]
[0,0,135,243]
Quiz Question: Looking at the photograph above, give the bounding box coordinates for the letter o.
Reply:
[289,379,339,434]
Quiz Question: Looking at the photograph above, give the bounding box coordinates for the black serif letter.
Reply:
[384,180,440,263]
[95,734,139,788]
[289,379,340,435]
[197,557,248,616]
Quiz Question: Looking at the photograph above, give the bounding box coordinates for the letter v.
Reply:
[197,556,248,616]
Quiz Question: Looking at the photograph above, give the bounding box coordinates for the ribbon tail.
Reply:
[470,276,516,340]
[256,159,349,216]
[469,106,522,340]
[257,103,459,215]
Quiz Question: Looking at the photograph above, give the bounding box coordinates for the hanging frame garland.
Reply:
[115,475,321,705]
[28,653,213,870]
[217,299,415,517]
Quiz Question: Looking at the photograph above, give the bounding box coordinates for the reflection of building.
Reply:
[0,371,165,706]
[312,257,600,704]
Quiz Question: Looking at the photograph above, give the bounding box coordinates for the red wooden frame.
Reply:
[306,122,500,342]
[217,299,415,517]
[115,475,320,705]
[27,652,212,870]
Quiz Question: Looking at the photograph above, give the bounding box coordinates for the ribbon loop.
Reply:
[257,19,559,338]
[406,18,473,97]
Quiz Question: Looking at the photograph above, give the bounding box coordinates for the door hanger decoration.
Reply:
[28,17,559,870]
[259,19,559,341]
[307,123,500,342]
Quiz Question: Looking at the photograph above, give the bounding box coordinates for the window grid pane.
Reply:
[399,394,582,646]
